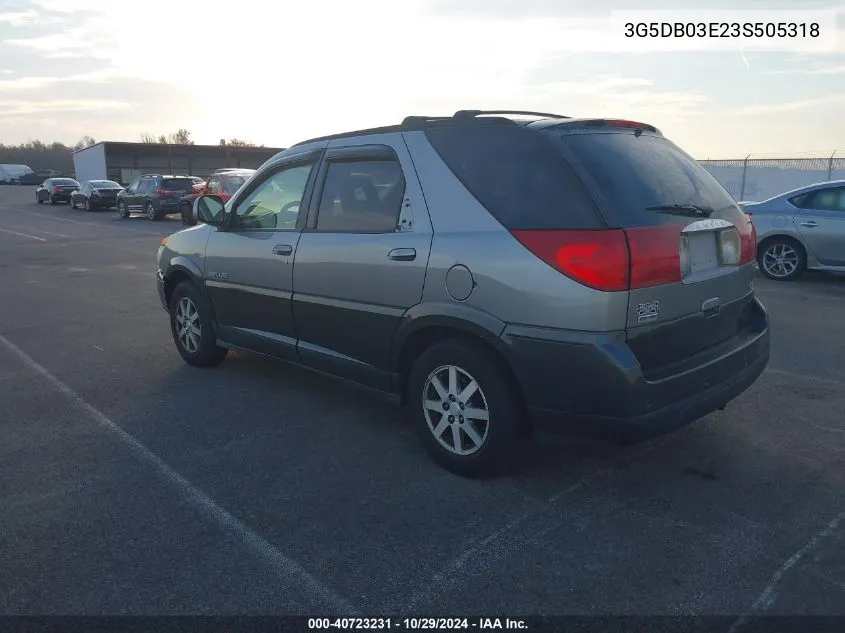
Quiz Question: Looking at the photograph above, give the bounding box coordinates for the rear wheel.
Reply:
[49,197,57,206]
[168,281,228,367]
[407,339,522,477]
[758,238,805,281]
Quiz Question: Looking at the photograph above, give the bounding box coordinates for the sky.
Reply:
[0,0,843,158]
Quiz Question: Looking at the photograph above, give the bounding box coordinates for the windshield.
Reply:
[547,130,745,228]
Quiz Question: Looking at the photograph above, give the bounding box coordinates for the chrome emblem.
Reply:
[636,300,660,324]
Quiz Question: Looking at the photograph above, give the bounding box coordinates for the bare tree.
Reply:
[225,138,256,147]
[169,128,193,145]
[72,135,97,151]
[140,133,157,143]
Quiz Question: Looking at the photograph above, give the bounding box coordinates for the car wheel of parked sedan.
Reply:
[168,281,229,367]
[145,201,159,221]
[49,197,57,205]
[407,339,523,477]
[758,237,805,281]
[70,197,77,209]
[117,200,130,218]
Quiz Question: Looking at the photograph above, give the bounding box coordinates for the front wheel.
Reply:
[70,197,77,209]
[117,200,130,218]
[407,339,523,477]
[146,201,159,221]
[758,238,805,281]
[37,196,43,204]
[168,281,229,367]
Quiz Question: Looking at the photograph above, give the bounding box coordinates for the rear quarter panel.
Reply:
[402,131,629,333]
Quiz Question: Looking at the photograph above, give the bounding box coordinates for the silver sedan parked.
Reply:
[741,180,845,281]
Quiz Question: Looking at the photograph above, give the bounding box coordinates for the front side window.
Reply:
[233,163,314,230]
[315,159,406,232]
[207,176,222,194]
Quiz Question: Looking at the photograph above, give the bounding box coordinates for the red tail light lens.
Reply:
[511,226,685,292]
[155,188,168,195]
[729,214,756,265]
[510,230,629,291]
[626,225,683,288]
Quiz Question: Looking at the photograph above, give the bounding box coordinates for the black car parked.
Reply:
[35,178,80,205]
[20,170,61,185]
[116,174,197,220]
[70,180,124,211]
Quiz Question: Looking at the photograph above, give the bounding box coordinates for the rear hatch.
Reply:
[158,177,196,198]
[542,122,757,376]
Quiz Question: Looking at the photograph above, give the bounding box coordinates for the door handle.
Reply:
[799,221,818,228]
[272,244,293,256]
[388,248,416,261]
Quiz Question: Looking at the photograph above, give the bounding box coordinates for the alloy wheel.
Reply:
[175,297,201,354]
[421,364,490,456]
[762,243,799,279]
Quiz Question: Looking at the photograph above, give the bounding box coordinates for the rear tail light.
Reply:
[733,214,756,265]
[718,229,741,266]
[625,225,683,288]
[510,230,629,291]
[55,187,62,191]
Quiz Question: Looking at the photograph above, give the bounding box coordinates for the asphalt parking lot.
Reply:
[1,184,843,619]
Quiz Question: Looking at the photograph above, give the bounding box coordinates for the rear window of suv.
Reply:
[423,125,603,230]
[160,177,196,191]
[546,129,745,228]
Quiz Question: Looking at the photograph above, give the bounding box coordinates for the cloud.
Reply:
[767,64,845,75]
[0,10,39,26]
[728,94,845,114]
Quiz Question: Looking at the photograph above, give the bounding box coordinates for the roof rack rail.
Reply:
[402,115,451,125]
[453,110,570,120]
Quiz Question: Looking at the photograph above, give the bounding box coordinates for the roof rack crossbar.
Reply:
[453,109,570,120]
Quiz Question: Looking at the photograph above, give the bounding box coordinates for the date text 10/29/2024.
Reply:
[308,618,528,630]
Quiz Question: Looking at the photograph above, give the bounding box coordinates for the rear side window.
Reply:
[161,177,195,191]
[423,125,602,230]
[549,130,745,228]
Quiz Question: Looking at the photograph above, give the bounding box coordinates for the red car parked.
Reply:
[180,168,255,225]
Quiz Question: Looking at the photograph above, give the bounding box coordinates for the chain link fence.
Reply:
[699,152,843,201]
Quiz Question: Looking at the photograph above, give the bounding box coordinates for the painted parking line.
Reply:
[0,227,47,241]
[0,333,359,615]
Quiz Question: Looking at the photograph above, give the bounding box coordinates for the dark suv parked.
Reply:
[157,110,770,476]
[116,174,197,220]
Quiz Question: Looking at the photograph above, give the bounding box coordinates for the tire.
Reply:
[168,281,229,367]
[757,237,805,281]
[50,197,57,206]
[118,200,130,218]
[70,197,77,209]
[407,339,523,477]
[37,196,43,204]
[146,201,159,221]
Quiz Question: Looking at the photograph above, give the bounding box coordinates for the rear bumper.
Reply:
[502,297,770,442]
[156,199,185,213]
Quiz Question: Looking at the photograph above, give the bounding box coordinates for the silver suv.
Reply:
[156,110,770,476]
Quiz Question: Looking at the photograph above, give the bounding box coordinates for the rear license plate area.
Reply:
[687,231,718,274]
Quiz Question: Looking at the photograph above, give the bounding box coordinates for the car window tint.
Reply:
[806,187,845,212]
[233,163,314,230]
[315,159,406,232]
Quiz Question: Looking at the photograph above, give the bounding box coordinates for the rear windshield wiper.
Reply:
[645,204,715,218]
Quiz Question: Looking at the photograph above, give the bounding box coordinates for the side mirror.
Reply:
[193,194,226,225]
